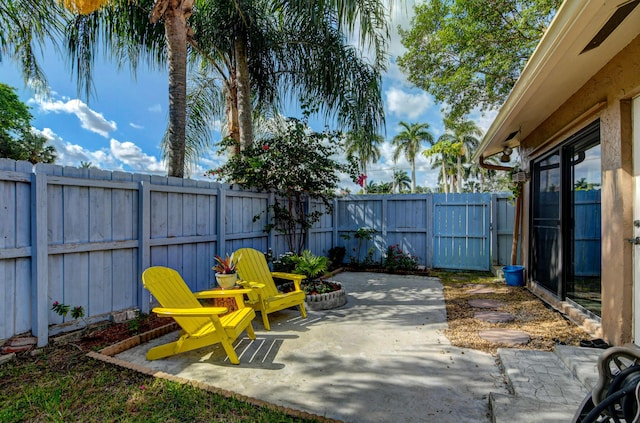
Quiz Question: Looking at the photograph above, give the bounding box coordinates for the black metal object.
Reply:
[573,345,640,422]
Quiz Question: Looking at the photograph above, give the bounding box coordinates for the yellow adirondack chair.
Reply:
[141,266,256,364]
[235,248,307,330]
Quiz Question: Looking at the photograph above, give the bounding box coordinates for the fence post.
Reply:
[332,198,339,250]
[491,194,498,266]
[426,194,433,269]
[265,192,275,254]
[217,185,227,256]
[138,181,151,314]
[305,196,312,252]
[31,171,49,347]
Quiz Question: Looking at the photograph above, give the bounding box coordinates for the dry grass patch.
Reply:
[434,270,591,354]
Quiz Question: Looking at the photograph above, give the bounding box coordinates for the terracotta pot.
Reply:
[215,273,237,289]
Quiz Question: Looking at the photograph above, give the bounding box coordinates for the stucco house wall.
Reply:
[518,34,640,345]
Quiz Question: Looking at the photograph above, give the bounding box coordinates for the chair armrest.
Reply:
[153,306,228,317]
[271,272,305,282]
[237,281,266,289]
[236,281,266,304]
[194,288,253,299]
[271,272,305,291]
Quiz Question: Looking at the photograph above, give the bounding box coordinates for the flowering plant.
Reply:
[212,253,240,274]
[211,113,358,254]
[384,244,419,272]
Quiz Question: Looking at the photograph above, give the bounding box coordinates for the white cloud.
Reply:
[32,97,117,138]
[34,127,120,169]
[129,123,144,130]
[110,139,166,174]
[32,127,169,175]
[148,104,162,113]
[386,87,433,120]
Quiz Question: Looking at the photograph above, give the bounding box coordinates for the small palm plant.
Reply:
[292,250,329,280]
[291,250,337,294]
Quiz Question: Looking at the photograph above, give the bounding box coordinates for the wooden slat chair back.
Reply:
[235,249,279,298]
[142,266,256,363]
[235,248,307,330]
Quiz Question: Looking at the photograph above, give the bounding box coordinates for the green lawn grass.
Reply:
[0,345,320,422]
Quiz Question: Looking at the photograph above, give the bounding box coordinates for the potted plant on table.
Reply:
[213,253,240,289]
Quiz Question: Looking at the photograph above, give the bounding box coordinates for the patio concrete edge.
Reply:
[85,324,343,423]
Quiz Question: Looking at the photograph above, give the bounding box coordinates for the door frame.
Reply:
[632,95,640,343]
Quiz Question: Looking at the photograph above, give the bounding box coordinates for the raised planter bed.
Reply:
[305,282,347,311]
[280,280,347,311]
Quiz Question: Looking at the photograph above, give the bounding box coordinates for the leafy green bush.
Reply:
[327,246,346,268]
[272,252,298,273]
[384,244,419,272]
[292,250,329,281]
[212,115,357,254]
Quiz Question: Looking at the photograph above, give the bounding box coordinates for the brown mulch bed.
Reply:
[72,313,171,352]
[436,270,592,354]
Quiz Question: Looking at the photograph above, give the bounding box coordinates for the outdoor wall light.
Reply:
[500,146,513,163]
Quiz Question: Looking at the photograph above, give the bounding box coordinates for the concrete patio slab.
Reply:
[112,272,507,423]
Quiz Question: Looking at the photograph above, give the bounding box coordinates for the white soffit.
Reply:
[476,0,640,160]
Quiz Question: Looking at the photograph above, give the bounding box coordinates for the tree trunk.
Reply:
[225,80,241,156]
[456,155,463,193]
[411,161,416,193]
[511,185,522,265]
[362,163,368,194]
[163,2,189,178]
[441,163,448,194]
[235,29,253,150]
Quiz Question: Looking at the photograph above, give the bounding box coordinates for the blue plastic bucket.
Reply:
[503,265,525,286]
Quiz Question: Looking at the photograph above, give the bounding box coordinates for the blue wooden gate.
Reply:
[432,193,491,271]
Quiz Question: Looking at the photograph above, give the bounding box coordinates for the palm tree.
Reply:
[392,122,434,193]
[344,131,383,194]
[63,0,391,177]
[423,139,460,193]
[1,0,67,94]
[438,119,482,192]
[188,0,388,152]
[392,169,411,193]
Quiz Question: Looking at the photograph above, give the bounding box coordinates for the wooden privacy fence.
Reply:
[0,159,518,346]
[333,193,517,270]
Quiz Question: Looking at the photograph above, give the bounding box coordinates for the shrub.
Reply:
[384,244,419,272]
[272,252,298,273]
[213,114,358,254]
[292,250,329,281]
[327,246,346,268]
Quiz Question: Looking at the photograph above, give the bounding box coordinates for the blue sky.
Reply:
[1,2,495,191]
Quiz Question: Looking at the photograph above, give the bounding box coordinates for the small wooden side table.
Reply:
[200,286,240,315]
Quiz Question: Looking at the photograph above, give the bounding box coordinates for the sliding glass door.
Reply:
[565,131,601,315]
[531,151,562,295]
[530,121,602,316]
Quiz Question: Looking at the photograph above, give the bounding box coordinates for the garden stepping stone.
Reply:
[479,329,530,346]
[468,299,506,309]
[466,285,499,295]
[474,311,516,323]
